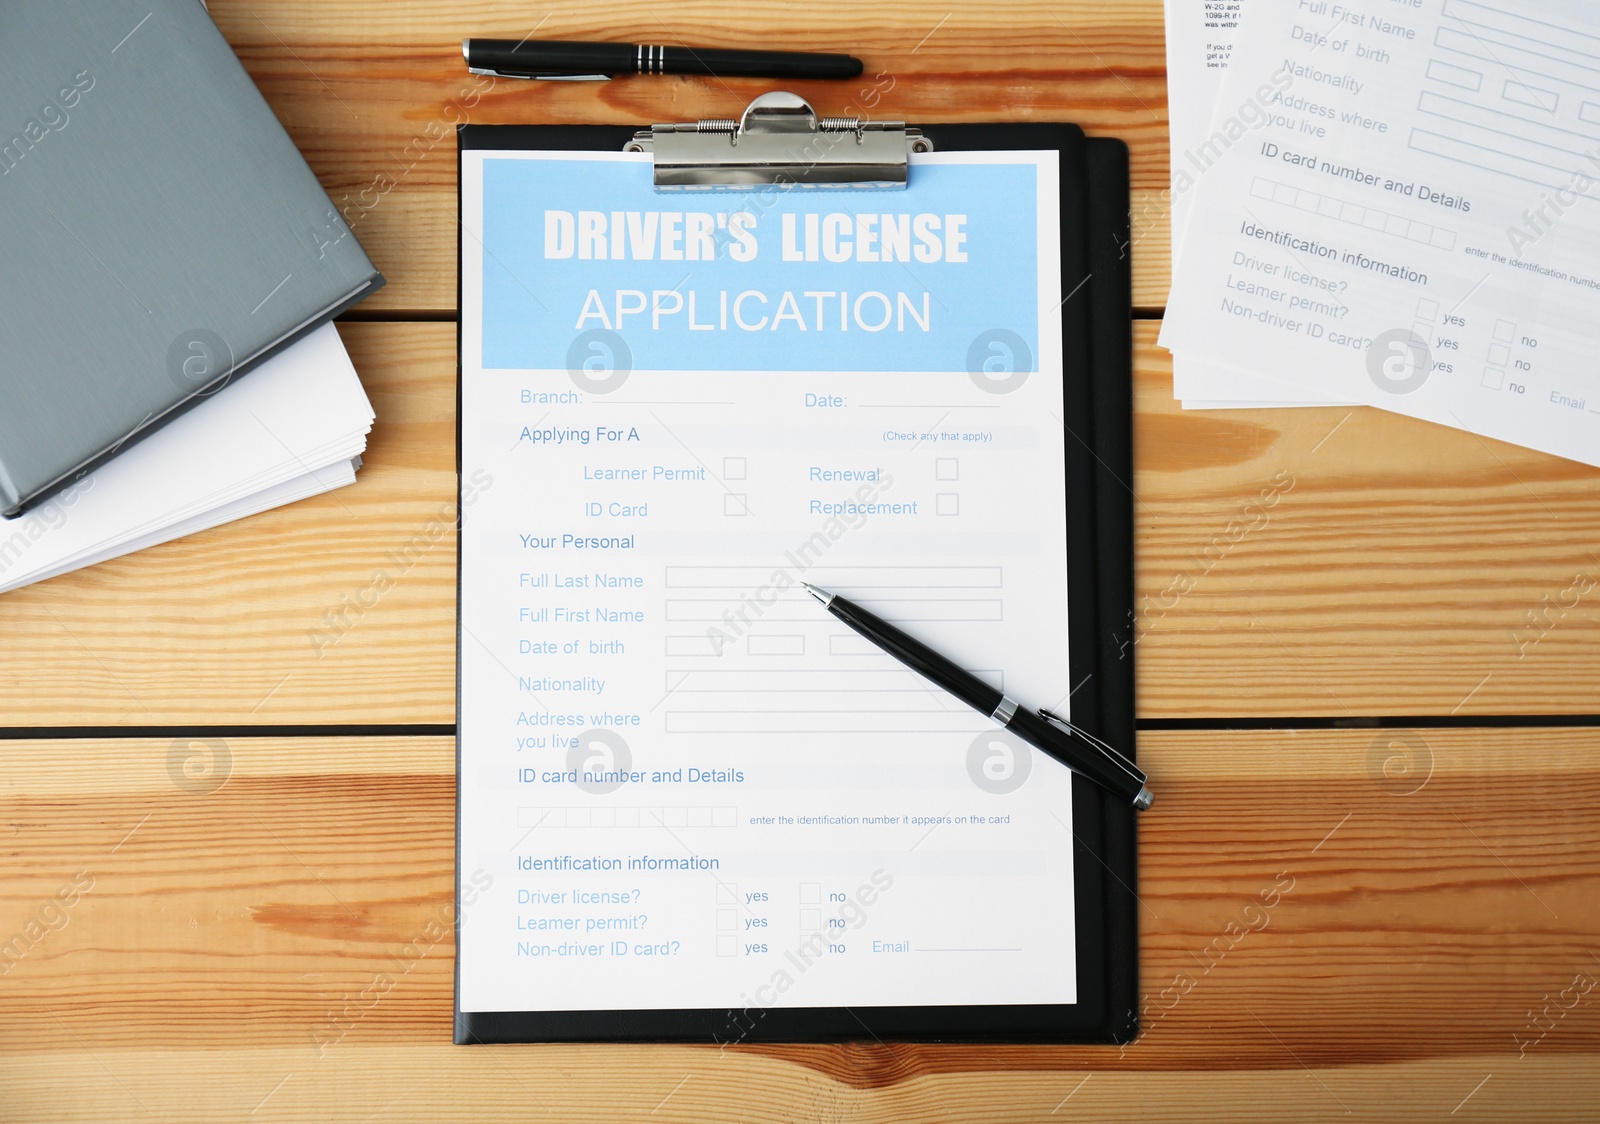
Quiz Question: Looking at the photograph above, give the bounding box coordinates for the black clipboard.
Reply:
[455,101,1138,1046]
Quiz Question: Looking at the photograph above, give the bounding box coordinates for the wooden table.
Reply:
[5,2,1598,1120]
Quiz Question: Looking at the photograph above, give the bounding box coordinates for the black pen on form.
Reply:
[463,38,864,82]
[802,583,1152,810]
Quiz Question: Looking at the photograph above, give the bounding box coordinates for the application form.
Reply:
[1161,0,1600,464]
[458,150,1078,1015]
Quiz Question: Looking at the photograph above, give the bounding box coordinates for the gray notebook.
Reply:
[0,0,383,517]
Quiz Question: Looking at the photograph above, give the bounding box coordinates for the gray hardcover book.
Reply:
[0,0,383,517]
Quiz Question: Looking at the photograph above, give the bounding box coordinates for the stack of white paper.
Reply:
[0,323,373,594]
[1161,0,1600,468]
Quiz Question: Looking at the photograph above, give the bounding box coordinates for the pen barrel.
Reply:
[465,39,863,79]
[467,39,636,76]
[658,46,863,79]
[827,596,1003,716]
[1005,709,1147,805]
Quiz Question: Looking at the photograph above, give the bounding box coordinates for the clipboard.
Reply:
[455,95,1139,1046]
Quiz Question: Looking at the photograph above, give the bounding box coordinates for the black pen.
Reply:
[463,38,864,82]
[802,583,1152,810]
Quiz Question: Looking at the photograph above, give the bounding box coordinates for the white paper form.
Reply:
[457,149,1078,1015]
[1162,0,1600,465]
[1164,0,1352,408]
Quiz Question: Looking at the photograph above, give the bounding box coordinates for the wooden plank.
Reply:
[203,0,1173,313]
[1131,323,1600,717]
[1,728,1597,1121]
[3,1049,1598,1123]
[0,324,458,727]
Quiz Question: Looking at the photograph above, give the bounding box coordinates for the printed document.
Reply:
[458,150,1080,1014]
[1162,0,1600,464]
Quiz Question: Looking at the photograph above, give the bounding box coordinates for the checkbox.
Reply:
[1493,319,1516,343]
[1411,323,1432,346]
[717,909,737,930]
[724,457,746,480]
[799,883,820,904]
[935,457,959,481]
[1488,344,1510,366]
[717,935,737,957]
[800,909,821,931]
[724,493,748,516]
[717,883,738,905]
[936,493,959,516]
[1415,298,1439,322]
[1482,367,1505,389]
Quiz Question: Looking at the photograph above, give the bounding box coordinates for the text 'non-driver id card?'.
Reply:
[458,150,1076,1018]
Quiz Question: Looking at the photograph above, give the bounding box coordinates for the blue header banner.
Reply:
[480,156,1040,373]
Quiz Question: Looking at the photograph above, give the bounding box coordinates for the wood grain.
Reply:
[3,1049,1597,1123]
[2,729,1597,1122]
[6,323,1596,726]
[201,0,1173,313]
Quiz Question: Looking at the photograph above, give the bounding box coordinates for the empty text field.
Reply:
[665,710,993,734]
[663,565,1003,588]
[664,598,1004,622]
[663,668,1002,692]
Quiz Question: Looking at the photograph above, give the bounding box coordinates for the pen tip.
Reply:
[801,582,831,605]
[1133,786,1153,811]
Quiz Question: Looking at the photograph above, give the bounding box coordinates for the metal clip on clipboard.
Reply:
[624,91,931,190]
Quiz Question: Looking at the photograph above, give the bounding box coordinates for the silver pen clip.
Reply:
[467,67,612,81]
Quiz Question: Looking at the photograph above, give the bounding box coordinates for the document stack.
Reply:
[1161,0,1600,468]
[0,1,384,593]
